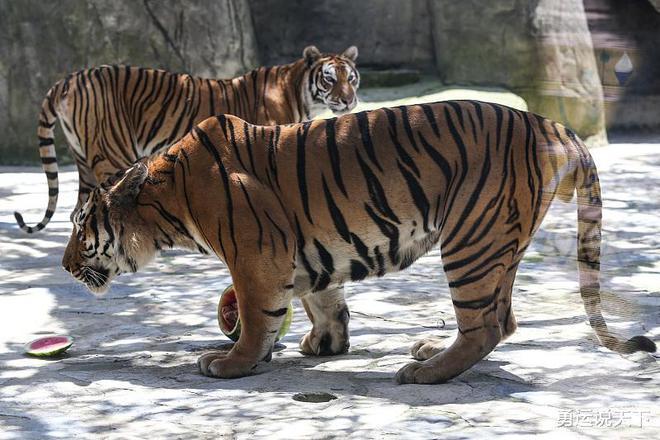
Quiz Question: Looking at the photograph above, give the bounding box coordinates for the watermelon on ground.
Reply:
[24,335,73,357]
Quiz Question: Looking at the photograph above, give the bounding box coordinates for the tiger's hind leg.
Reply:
[299,286,351,356]
[410,259,521,362]
[71,160,97,221]
[72,154,130,218]
[397,253,518,384]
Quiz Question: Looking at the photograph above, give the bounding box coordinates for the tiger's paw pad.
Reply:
[410,338,447,361]
[197,351,255,379]
[395,361,448,385]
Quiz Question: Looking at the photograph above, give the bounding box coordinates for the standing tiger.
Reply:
[62,101,656,384]
[15,45,359,233]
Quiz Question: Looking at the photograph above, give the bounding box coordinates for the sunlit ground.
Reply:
[0,85,658,439]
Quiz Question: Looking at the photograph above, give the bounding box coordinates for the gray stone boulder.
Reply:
[430,0,607,144]
[525,0,606,144]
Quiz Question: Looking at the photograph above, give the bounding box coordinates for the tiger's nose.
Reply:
[63,263,71,273]
[340,97,355,109]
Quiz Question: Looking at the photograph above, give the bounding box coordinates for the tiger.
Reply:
[15,45,359,233]
[61,100,656,384]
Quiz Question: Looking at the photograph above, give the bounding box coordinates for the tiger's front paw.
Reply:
[300,329,350,356]
[197,350,257,378]
[395,360,447,384]
[410,337,447,360]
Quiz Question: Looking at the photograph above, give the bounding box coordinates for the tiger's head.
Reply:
[62,163,153,295]
[304,45,360,115]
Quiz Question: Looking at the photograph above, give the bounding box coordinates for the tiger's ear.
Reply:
[342,46,358,62]
[108,162,148,203]
[303,45,322,66]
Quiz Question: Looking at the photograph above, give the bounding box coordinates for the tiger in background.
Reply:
[61,100,656,384]
[15,45,359,233]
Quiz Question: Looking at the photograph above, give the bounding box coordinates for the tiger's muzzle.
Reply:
[65,264,111,294]
[329,97,357,115]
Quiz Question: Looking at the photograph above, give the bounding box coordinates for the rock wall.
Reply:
[3,0,655,164]
[249,0,435,70]
[429,0,539,90]
[0,0,258,164]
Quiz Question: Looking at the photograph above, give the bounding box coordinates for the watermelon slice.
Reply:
[24,335,73,357]
[217,284,293,342]
[218,285,241,341]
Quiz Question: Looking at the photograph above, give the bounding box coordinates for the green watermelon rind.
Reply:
[24,336,73,357]
[218,284,293,343]
[276,304,294,342]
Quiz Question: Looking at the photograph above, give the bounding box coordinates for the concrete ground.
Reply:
[0,93,658,438]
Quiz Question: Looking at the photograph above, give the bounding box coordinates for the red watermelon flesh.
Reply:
[25,335,73,356]
[219,287,239,334]
[217,284,293,342]
[221,302,239,331]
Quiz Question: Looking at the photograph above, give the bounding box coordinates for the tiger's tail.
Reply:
[14,82,62,233]
[571,132,656,354]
